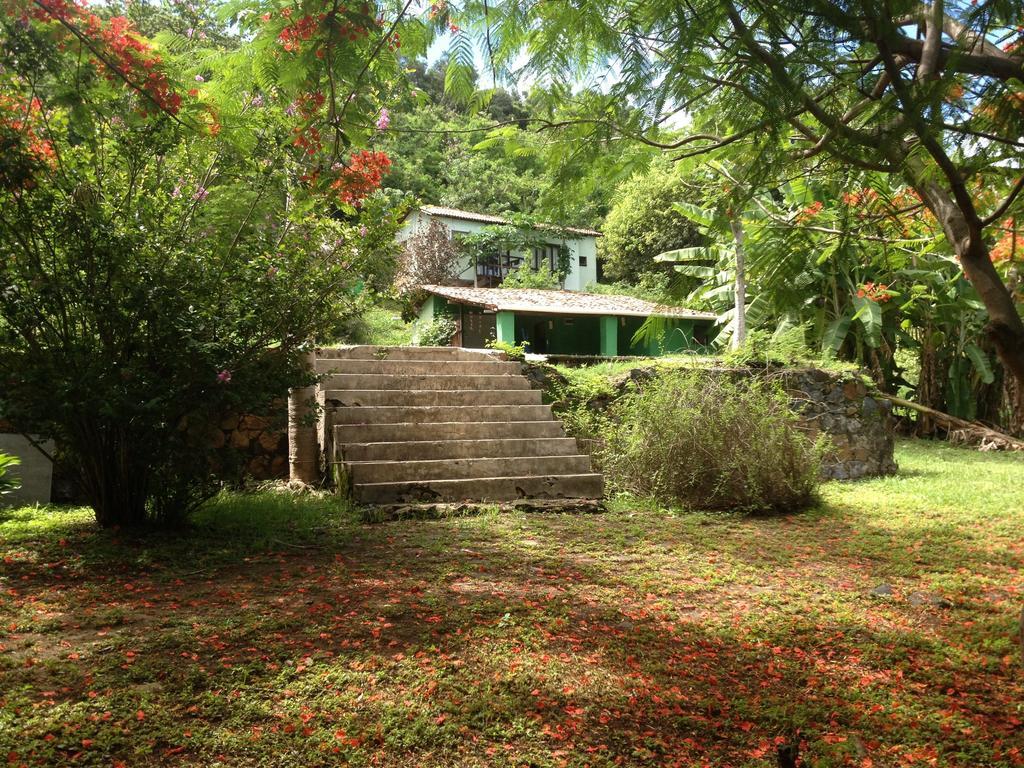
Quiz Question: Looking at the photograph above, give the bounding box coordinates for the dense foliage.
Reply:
[418,316,458,346]
[600,160,703,283]
[449,0,1024,386]
[0,453,19,496]
[656,163,1019,429]
[0,0,416,525]
[602,372,824,512]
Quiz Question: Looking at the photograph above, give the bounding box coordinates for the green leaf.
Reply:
[822,313,852,359]
[655,246,720,263]
[672,202,714,228]
[852,295,882,348]
[965,343,995,384]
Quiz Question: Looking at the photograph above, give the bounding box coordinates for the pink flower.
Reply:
[193,187,209,202]
[194,74,204,83]
[375,108,390,131]
[217,369,232,383]
[358,225,368,237]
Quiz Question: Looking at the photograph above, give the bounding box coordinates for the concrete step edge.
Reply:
[354,473,604,490]
[344,455,592,468]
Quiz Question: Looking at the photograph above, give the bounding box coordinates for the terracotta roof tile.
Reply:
[422,285,717,320]
[421,205,602,237]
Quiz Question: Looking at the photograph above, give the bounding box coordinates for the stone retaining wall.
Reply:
[526,363,897,481]
[214,402,289,481]
[774,367,897,479]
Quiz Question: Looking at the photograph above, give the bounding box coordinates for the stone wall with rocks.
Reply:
[525,363,897,481]
[214,402,289,481]
[774,367,897,480]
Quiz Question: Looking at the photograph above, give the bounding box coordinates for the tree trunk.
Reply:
[902,160,1024,386]
[729,214,747,349]
[73,424,150,528]
[959,237,1024,385]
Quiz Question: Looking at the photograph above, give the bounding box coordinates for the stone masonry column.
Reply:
[288,348,319,484]
[495,311,516,345]
[599,315,618,357]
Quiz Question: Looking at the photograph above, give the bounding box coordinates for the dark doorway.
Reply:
[460,307,496,348]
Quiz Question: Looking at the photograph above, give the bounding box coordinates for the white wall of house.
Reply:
[398,210,599,292]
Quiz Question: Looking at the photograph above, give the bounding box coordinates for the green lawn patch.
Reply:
[1,440,1022,767]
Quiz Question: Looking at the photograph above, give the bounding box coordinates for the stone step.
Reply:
[316,359,520,376]
[337,437,581,462]
[345,454,593,484]
[334,420,565,444]
[323,374,532,391]
[324,389,542,407]
[353,473,605,504]
[317,345,498,362]
[331,404,553,425]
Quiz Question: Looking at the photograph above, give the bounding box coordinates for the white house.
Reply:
[398,205,717,356]
[398,205,600,291]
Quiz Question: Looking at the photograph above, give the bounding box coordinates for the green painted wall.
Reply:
[600,316,618,357]
[417,295,715,355]
[495,311,516,344]
[616,316,714,356]
[514,315,602,355]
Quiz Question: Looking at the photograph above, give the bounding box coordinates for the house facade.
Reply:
[398,205,600,291]
[399,205,717,357]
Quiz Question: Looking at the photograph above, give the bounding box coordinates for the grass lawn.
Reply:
[1,439,1022,767]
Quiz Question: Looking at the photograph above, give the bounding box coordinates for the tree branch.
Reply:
[981,174,1024,227]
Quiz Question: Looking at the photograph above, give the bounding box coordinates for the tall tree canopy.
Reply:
[449,0,1024,384]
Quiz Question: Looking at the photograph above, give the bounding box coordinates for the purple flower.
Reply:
[359,225,368,237]
[375,108,390,131]
[251,94,264,108]
[193,187,209,202]
[285,102,298,117]
[171,182,182,198]
[217,369,232,383]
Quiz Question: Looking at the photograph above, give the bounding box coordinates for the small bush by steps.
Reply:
[601,371,825,513]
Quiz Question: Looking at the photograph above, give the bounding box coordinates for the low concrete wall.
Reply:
[0,434,54,506]
[526,363,897,481]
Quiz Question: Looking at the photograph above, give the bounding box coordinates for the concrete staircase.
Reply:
[317,346,603,504]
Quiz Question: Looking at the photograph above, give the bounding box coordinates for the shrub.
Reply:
[0,453,20,497]
[599,159,703,283]
[500,262,561,290]
[418,317,458,346]
[601,372,824,512]
[0,87,398,530]
[486,339,530,361]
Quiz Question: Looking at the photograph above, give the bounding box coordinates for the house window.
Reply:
[532,243,561,272]
[579,256,588,267]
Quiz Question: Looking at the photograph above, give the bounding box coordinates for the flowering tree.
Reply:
[0,0,417,526]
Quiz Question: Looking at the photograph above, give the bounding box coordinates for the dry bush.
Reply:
[601,372,824,513]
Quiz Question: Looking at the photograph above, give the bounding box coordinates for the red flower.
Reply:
[330,150,391,206]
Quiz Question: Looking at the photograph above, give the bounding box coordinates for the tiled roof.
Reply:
[420,205,602,238]
[421,285,717,320]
